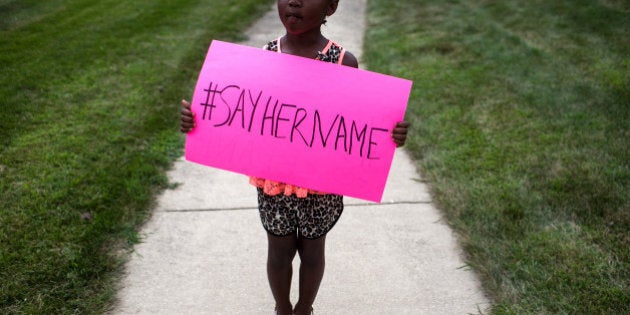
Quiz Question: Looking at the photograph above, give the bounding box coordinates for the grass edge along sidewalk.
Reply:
[363,0,629,313]
[0,0,274,313]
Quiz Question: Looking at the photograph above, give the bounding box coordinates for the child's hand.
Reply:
[392,121,409,147]
[180,100,195,133]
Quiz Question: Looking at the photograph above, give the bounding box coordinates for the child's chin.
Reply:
[284,27,304,35]
[286,16,301,24]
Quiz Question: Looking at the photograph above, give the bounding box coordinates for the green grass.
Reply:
[0,0,273,313]
[364,0,628,313]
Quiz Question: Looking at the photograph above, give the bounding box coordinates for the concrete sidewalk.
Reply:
[114,2,490,314]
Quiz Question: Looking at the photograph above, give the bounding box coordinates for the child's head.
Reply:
[277,0,339,35]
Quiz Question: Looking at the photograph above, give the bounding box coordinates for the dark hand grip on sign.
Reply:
[199,81,390,160]
[185,40,412,203]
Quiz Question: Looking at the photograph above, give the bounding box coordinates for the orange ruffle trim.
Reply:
[249,176,328,198]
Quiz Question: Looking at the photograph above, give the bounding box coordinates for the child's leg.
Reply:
[294,235,326,315]
[266,232,298,315]
[292,193,343,314]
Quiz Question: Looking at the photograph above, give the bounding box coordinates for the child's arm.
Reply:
[392,121,409,147]
[180,100,195,133]
[341,51,359,69]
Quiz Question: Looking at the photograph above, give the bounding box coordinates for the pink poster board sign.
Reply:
[185,40,412,202]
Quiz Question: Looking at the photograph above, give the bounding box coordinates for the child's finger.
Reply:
[392,133,407,141]
[181,99,191,109]
[181,113,194,122]
[181,105,193,116]
[181,122,194,129]
[392,121,409,135]
[183,100,195,115]
[392,131,407,147]
[180,100,196,133]
[393,126,407,134]
[180,120,195,133]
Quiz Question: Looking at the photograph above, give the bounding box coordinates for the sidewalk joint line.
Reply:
[162,206,258,212]
[160,200,432,213]
[347,200,432,208]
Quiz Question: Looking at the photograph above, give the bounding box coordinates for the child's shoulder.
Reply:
[323,39,359,68]
[340,49,358,68]
[263,39,279,52]
[328,39,358,68]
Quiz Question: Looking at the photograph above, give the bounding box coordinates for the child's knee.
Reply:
[268,253,293,269]
[297,239,326,266]
[268,240,298,267]
[268,250,297,270]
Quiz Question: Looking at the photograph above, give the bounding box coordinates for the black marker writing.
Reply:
[310,111,340,148]
[214,85,239,127]
[367,127,389,160]
[198,82,390,160]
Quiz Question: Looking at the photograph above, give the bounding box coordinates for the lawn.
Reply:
[0,0,273,313]
[363,0,628,313]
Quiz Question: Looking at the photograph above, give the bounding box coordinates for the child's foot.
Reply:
[274,304,293,315]
[293,306,313,315]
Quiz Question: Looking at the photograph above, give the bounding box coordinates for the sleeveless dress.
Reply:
[249,37,348,198]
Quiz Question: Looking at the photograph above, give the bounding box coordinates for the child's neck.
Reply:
[282,29,328,59]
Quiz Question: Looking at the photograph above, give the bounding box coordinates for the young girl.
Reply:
[181,0,409,314]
